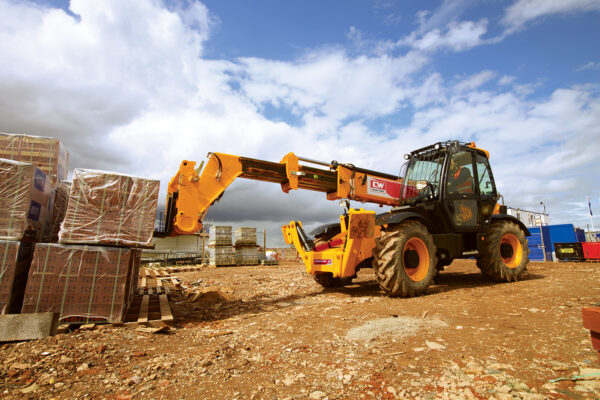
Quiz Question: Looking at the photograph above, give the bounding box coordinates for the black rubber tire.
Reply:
[477,220,529,282]
[313,272,353,288]
[372,220,437,297]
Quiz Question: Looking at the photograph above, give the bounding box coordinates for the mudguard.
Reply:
[491,214,531,236]
[375,211,432,230]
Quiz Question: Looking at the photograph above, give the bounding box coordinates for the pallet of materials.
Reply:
[234,227,257,245]
[0,159,51,241]
[0,240,35,314]
[58,169,159,247]
[42,180,71,243]
[209,246,234,265]
[0,133,68,189]
[209,226,232,246]
[234,246,259,265]
[21,244,141,324]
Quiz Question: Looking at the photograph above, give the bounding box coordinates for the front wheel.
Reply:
[372,220,437,297]
[477,220,529,282]
[313,272,353,288]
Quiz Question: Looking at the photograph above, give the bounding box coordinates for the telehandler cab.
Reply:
[156,140,530,297]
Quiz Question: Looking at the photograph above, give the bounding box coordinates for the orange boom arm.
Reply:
[161,152,402,236]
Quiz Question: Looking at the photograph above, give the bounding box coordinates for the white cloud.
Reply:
[577,61,600,71]
[502,0,600,34]
[453,71,496,93]
[399,19,488,52]
[498,75,516,86]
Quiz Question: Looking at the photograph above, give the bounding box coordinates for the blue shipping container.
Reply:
[527,226,552,261]
[547,224,577,244]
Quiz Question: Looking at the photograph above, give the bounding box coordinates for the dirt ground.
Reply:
[2,259,600,400]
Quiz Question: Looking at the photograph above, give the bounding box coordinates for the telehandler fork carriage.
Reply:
[156,140,530,297]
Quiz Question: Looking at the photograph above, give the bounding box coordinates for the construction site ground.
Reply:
[2,259,600,400]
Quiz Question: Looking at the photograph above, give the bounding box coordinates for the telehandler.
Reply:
[155,140,530,297]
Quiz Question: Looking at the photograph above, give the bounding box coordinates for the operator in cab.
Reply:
[447,152,474,194]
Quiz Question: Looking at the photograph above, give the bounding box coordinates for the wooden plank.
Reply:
[138,295,149,323]
[171,278,179,287]
[148,287,153,295]
[141,276,147,288]
[159,294,174,322]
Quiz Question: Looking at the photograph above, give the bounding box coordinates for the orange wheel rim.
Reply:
[499,233,522,268]
[403,237,430,282]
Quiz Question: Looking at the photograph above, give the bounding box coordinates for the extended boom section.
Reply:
[164,152,402,235]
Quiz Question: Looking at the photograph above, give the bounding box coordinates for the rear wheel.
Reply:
[372,220,437,297]
[477,220,529,282]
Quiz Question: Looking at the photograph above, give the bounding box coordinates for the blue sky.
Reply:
[2,0,600,244]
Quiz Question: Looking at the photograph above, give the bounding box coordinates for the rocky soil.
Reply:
[2,259,600,399]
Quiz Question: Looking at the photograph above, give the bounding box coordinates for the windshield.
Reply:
[400,152,444,203]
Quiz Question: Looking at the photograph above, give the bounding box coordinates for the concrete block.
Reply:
[0,312,58,342]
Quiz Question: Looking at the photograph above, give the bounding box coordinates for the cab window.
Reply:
[476,154,494,195]
[447,151,474,195]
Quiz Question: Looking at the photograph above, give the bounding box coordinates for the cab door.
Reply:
[442,150,479,231]
[475,153,497,224]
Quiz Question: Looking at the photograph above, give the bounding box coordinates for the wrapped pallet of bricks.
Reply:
[47,181,71,243]
[234,246,259,265]
[234,227,257,245]
[59,169,159,247]
[0,158,51,241]
[234,227,259,265]
[0,133,68,189]
[0,240,35,314]
[208,226,233,265]
[21,244,141,324]
[209,225,232,246]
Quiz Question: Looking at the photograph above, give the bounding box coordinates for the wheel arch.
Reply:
[491,215,531,236]
[376,211,433,232]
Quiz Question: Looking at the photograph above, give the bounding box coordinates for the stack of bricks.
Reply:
[58,169,159,247]
[21,245,141,324]
[208,226,234,266]
[0,133,160,323]
[0,133,68,190]
[234,227,259,265]
[0,158,51,242]
[21,168,159,323]
[0,134,74,320]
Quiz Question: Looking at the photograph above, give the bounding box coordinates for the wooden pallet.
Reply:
[123,293,174,327]
[139,269,181,295]
[142,266,202,274]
